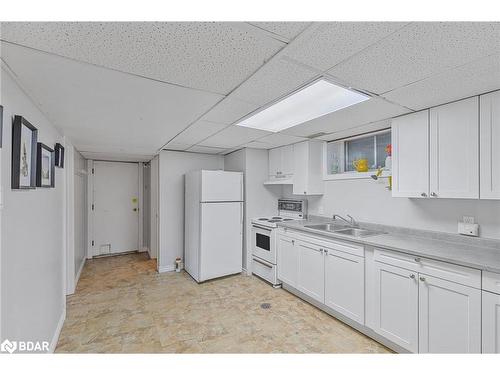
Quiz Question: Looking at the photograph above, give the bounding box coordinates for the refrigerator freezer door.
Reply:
[199,202,243,281]
[201,170,243,202]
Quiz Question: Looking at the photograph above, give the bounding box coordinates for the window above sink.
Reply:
[323,129,392,181]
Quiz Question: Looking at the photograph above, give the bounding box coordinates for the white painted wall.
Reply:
[158,150,224,272]
[0,65,66,349]
[283,178,500,240]
[225,148,281,272]
[73,149,87,281]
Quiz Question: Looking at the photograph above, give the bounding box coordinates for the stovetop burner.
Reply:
[272,216,282,219]
[267,220,281,223]
[258,218,269,221]
[283,218,294,221]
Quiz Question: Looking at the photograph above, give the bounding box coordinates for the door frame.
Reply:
[87,160,143,258]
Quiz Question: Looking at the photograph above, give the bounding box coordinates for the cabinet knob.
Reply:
[414,257,421,262]
[421,192,427,197]
[324,249,329,255]
[291,240,294,244]
[409,274,415,279]
[430,192,438,197]
[420,276,426,282]
[320,248,324,254]
[304,191,307,195]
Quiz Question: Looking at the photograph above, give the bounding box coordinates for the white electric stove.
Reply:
[251,199,307,287]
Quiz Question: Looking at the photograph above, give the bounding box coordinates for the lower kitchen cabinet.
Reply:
[297,241,325,302]
[373,262,419,352]
[418,274,481,353]
[277,235,298,288]
[325,248,365,324]
[482,290,500,353]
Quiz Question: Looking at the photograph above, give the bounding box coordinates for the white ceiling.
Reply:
[1,22,499,161]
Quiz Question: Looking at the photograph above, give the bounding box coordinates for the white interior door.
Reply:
[93,161,139,255]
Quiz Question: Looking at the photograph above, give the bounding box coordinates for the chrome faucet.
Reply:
[332,214,357,227]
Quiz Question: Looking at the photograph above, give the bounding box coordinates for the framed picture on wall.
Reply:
[0,105,3,148]
[36,143,55,188]
[12,115,38,189]
[54,143,65,168]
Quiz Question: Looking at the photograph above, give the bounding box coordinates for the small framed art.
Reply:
[36,143,55,188]
[12,115,38,189]
[54,143,65,168]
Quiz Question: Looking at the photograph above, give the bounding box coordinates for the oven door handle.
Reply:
[252,224,273,232]
[253,257,273,268]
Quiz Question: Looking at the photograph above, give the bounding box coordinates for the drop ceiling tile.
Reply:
[199,125,271,148]
[248,22,310,40]
[230,57,318,106]
[329,22,500,94]
[316,120,391,142]
[242,141,274,149]
[382,53,500,110]
[257,133,308,147]
[171,120,228,145]
[281,97,410,138]
[0,42,223,158]
[201,97,259,125]
[186,145,228,154]
[79,151,153,162]
[163,143,192,151]
[283,22,408,72]
[1,22,286,94]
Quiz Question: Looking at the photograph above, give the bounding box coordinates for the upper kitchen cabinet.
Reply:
[265,140,324,195]
[480,90,500,200]
[392,110,430,198]
[292,140,324,195]
[429,97,479,199]
[268,144,294,179]
[392,97,479,199]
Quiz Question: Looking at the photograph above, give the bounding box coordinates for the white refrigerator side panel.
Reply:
[201,170,243,202]
[200,202,243,281]
[184,171,201,281]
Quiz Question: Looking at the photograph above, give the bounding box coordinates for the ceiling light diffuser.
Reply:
[236,79,370,132]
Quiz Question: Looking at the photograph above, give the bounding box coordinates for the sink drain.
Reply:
[260,303,271,309]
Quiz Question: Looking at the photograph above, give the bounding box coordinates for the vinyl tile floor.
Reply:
[56,252,391,353]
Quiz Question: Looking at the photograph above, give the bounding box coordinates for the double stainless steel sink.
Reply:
[304,223,384,238]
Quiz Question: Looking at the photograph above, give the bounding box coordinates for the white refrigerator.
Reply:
[184,170,243,282]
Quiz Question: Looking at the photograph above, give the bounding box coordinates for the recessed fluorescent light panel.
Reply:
[236,79,370,132]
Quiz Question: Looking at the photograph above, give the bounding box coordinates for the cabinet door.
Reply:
[281,145,294,176]
[268,148,281,177]
[277,235,298,287]
[292,141,308,195]
[418,274,481,353]
[480,91,500,199]
[482,290,500,353]
[297,240,325,303]
[374,262,418,352]
[430,97,479,199]
[392,110,430,198]
[325,249,365,324]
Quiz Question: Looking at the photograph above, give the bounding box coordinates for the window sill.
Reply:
[323,170,392,181]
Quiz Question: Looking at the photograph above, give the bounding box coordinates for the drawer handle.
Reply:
[253,258,273,268]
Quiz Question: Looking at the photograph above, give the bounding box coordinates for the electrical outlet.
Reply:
[463,216,475,224]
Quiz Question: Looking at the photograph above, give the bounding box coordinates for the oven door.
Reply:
[251,224,277,264]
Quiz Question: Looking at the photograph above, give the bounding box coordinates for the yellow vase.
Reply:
[353,159,369,172]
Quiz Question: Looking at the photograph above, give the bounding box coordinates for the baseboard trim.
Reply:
[158,265,175,273]
[140,246,149,253]
[49,307,66,353]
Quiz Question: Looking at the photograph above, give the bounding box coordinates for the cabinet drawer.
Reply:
[287,231,364,257]
[483,271,500,294]
[374,248,481,289]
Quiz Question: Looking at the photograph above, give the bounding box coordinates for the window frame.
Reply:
[323,128,392,181]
